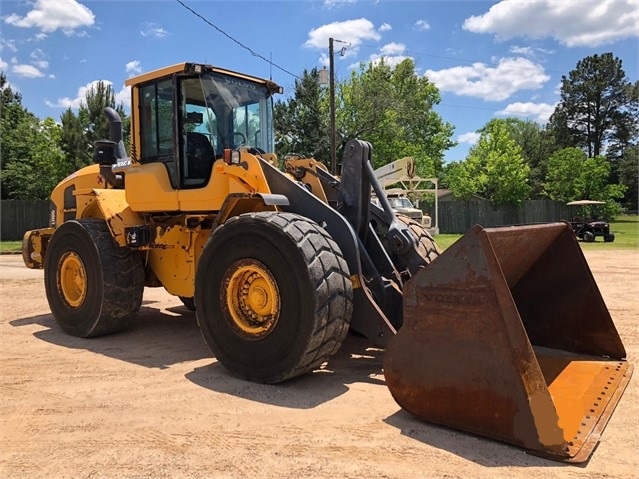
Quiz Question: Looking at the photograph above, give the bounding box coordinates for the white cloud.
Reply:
[0,58,9,70]
[11,64,44,78]
[379,42,406,56]
[379,23,392,32]
[369,55,410,69]
[508,45,555,63]
[496,101,557,124]
[4,0,94,35]
[463,0,638,47]
[29,49,49,69]
[115,86,131,110]
[30,60,49,69]
[509,46,534,57]
[305,18,381,57]
[425,57,550,101]
[414,19,430,31]
[0,76,18,94]
[1,39,18,53]
[140,23,169,38]
[364,43,411,69]
[323,0,357,8]
[45,80,131,111]
[125,60,142,76]
[552,81,562,96]
[458,132,481,145]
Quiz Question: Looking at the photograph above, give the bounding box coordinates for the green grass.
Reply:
[433,215,638,251]
[2,216,636,254]
[579,214,638,251]
[432,234,462,251]
[0,241,22,254]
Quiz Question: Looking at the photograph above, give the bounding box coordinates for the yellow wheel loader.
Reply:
[22,62,632,463]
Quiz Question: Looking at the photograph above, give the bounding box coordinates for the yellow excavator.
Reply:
[22,62,632,463]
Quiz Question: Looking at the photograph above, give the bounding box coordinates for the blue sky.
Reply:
[1,0,637,162]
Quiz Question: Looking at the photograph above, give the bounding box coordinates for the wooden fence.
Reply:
[1,200,50,241]
[436,199,572,234]
[1,198,573,241]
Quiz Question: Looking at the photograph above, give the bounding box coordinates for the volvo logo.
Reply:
[423,292,486,305]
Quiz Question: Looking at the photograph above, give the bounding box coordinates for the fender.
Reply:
[75,188,144,247]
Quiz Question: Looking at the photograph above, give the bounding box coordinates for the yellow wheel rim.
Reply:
[59,252,87,308]
[224,259,280,339]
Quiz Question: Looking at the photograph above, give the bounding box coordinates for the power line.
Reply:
[175,0,563,94]
[174,1,551,119]
[175,0,301,80]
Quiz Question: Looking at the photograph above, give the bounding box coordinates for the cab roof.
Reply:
[124,62,283,95]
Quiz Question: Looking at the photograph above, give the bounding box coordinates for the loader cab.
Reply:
[127,63,280,192]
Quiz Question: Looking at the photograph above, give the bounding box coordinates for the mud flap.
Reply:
[384,222,633,462]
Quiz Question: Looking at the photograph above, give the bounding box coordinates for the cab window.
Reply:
[138,78,177,186]
[180,77,216,187]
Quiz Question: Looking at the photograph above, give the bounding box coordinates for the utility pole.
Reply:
[319,38,348,175]
[329,37,336,175]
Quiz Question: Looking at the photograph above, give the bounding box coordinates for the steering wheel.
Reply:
[232,132,247,146]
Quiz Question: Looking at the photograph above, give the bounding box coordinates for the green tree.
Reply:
[542,148,584,202]
[1,117,67,199]
[60,81,129,172]
[549,53,638,159]
[274,68,329,163]
[60,107,89,174]
[617,144,638,210]
[340,58,455,176]
[82,81,129,150]
[543,147,626,217]
[444,120,530,204]
[273,59,456,177]
[1,73,67,199]
[441,160,477,199]
[483,118,558,197]
[1,73,33,188]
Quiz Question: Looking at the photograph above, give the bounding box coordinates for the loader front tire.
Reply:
[44,219,144,337]
[195,212,353,383]
[179,296,196,311]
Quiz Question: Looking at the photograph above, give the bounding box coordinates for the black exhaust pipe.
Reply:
[104,107,127,160]
[94,107,128,188]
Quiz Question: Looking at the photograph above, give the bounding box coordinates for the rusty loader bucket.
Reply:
[384,222,632,463]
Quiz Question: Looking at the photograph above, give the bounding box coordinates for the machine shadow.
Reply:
[10,300,211,370]
[10,302,387,408]
[383,410,582,469]
[185,333,386,409]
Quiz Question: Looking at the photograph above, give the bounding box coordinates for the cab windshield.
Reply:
[138,68,279,188]
[388,197,414,209]
[185,72,275,155]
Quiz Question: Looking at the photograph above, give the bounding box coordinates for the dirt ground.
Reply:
[1,250,637,479]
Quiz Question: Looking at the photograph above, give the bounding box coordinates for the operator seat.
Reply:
[186,132,215,180]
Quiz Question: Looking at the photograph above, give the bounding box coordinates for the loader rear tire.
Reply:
[385,214,439,277]
[396,214,440,263]
[44,219,144,337]
[195,212,353,383]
